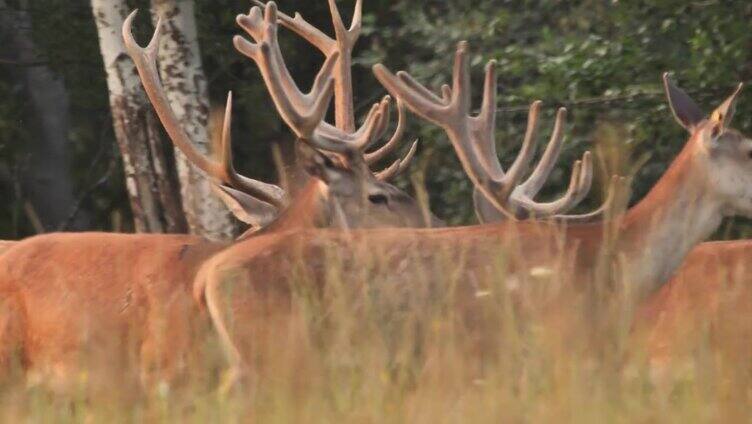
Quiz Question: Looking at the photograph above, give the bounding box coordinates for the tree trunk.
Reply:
[91,0,187,234]
[150,0,235,240]
[0,0,90,231]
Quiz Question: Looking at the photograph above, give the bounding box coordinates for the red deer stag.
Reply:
[0,1,429,392]
[447,54,752,377]
[196,42,752,382]
[0,3,597,392]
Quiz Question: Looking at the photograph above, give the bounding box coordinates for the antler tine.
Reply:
[313,95,391,154]
[469,60,502,176]
[515,152,593,217]
[478,60,499,126]
[327,0,349,41]
[374,139,419,182]
[374,158,401,181]
[366,99,407,164]
[220,93,288,204]
[553,175,631,223]
[517,107,567,197]
[500,101,541,199]
[450,41,472,118]
[123,10,285,208]
[396,139,419,173]
[372,66,448,123]
[403,71,448,106]
[573,151,594,204]
[351,96,391,150]
[350,0,364,38]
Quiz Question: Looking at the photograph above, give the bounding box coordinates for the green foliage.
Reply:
[1,0,752,235]
[361,0,752,225]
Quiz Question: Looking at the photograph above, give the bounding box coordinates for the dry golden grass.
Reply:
[0,239,750,423]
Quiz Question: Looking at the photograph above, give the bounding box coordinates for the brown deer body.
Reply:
[0,242,15,255]
[195,43,752,381]
[0,233,223,391]
[631,240,752,376]
[0,2,601,392]
[0,1,445,392]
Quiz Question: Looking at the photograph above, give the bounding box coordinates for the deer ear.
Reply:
[710,83,743,130]
[212,184,278,228]
[663,73,704,131]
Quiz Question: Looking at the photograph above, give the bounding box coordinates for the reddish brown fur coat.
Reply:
[0,233,226,391]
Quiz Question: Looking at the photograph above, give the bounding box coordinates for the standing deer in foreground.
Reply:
[196,41,752,382]
[0,0,428,392]
[0,2,597,393]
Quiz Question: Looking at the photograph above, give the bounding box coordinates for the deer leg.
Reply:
[0,291,27,381]
[203,264,255,393]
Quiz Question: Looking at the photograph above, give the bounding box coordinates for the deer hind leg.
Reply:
[199,262,255,393]
[0,292,27,380]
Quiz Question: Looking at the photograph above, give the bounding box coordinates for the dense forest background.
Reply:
[1,0,751,239]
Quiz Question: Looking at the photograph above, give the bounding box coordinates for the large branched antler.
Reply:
[252,0,362,131]
[374,41,603,220]
[234,3,392,157]
[250,0,416,181]
[232,4,337,146]
[123,11,286,209]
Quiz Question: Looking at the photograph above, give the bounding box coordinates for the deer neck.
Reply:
[259,178,331,234]
[619,143,722,295]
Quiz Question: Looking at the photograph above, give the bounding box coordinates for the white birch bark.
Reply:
[150,0,235,240]
[91,0,187,233]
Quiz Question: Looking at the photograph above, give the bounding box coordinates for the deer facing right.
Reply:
[196,41,752,384]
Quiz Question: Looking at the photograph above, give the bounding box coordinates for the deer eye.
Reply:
[368,194,389,205]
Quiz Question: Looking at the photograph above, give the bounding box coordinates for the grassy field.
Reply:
[0,242,750,423]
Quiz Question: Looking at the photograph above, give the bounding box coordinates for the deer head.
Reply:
[233,1,438,229]
[123,3,437,235]
[663,74,752,217]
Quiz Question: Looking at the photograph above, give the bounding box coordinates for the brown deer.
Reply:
[0,3,597,392]
[125,4,433,234]
[631,240,752,377]
[0,1,428,392]
[195,41,752,382]
[0,242,14,255]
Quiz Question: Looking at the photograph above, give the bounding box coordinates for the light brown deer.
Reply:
[0,3,596,392]
[0,1,429,392]
[441,53,752,376]
[631,240,752,376]
[0,242,14,255]
[422,38,752,377]
[195,41,752,382]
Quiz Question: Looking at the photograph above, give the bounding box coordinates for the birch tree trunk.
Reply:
[91,0,187,234]
[0,0,90,231]
[150,0,235,240]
